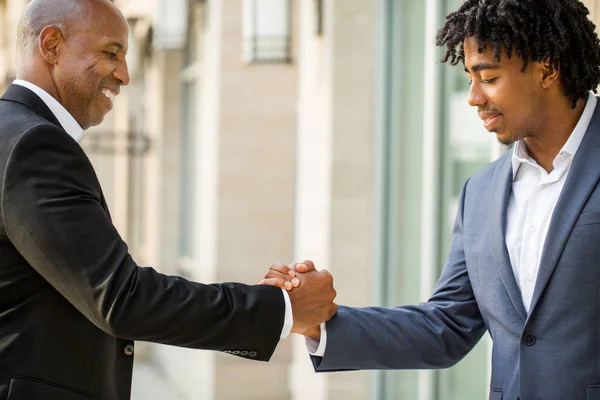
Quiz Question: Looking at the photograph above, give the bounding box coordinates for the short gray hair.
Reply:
[16,0,86,54]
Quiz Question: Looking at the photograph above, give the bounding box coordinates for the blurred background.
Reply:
[2,0,600,399]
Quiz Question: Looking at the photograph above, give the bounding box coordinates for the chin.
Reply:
[495,132,515,146]
[85,116,106,130]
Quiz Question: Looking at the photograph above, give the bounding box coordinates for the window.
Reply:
[177,3,203,269]
[314,0,324,36]
[242,0,292,63]
[153,0,188,50]
[375,0,498,398]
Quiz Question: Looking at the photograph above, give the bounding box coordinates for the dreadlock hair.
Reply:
[436,0,600,108]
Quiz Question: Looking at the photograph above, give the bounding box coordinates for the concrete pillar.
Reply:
[210,0,297,398]
[292,0,377,399]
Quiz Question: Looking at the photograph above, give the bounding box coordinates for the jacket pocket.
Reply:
[574,212,600,227]
[8,377,92,400]
[587,385,600,400]
[489,389,503,400]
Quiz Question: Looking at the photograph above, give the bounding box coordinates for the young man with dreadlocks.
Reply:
[266,0,600,398]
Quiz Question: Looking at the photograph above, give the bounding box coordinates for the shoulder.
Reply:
[467,149,512,188]
[0,98,57,133]
[0,99,80,153]
[0,119,98,200]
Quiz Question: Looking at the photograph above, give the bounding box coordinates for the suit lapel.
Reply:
[528,107,600,316]
[490,153,528,321]
[1,84,113,217]
[0,84,63,129]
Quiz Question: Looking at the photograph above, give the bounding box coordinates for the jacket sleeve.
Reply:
[312,179,487,371]
[1,124,285,361]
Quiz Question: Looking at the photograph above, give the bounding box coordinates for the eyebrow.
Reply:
[464,63,500,73]
[106,41,126,52]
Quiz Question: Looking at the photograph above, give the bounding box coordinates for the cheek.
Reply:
[57,61,90,88]
[85,58,112,80]
[495,81,537,121]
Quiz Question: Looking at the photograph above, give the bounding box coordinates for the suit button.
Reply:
[249,351,257,358]
[523,333,536,346]
[124,344,135,356]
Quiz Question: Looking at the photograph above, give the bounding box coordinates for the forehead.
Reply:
[462,36,521,72]
[463,37,495,65]
[78,3,129,50]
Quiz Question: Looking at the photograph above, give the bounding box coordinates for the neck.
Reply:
[16,62,61,104]
[523,98,587,173]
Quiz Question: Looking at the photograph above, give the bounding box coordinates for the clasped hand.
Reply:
[260,260,337,339]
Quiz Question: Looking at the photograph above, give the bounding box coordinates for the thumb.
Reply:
[296,260,317,273]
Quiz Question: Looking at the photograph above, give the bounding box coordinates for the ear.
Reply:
[540,59,560,89]
[38,26,63,65]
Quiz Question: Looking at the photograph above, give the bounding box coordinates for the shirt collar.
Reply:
[12,79,83,142]
[511,92,597,179]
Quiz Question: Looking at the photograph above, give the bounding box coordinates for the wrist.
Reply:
[304,326,321,341]
[291,325,321,339]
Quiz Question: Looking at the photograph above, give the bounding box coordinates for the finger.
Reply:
[296,260,316,273]
[269,263,295,277]
[288,263,300,275]
[260,278,293,290]
[291,277,300,288]
[264,270,294,282]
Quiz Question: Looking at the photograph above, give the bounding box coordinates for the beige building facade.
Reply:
[2,0,600,399]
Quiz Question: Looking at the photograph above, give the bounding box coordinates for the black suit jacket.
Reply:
[0,84,285,400]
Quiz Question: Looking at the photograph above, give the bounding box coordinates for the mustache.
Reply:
[101,80,121,94]
[478,108,501,113]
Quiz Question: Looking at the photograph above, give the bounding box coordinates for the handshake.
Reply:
[260,260,337,340]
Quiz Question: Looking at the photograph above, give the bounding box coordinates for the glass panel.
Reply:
[242,0,291,62]
[435,0,496,398]
[314,0,324,36]
[379,0,426,397]
[178,81,197,258]
[184,5,198,67]
[379,0,497,398]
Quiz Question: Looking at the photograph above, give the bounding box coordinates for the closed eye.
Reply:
[468,77,498,85]
[104,51,118,60]
[481,77,498,84]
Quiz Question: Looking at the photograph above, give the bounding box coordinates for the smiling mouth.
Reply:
[481,114,501,129]
[101,89,116,104]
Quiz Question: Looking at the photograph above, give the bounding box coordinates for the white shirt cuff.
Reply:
[280,289,293,339]
[305,322,327,357]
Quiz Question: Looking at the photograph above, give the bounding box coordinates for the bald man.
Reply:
[0,1,336,399]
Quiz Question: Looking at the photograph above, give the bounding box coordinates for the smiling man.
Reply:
[264,0,600,399]
[0,0,338,399]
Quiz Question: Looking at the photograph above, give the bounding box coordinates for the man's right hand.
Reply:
[265,261,337,335]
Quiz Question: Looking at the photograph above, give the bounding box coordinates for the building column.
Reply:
[292,0,378,399]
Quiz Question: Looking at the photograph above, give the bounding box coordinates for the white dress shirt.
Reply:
[506,93,596,312]
[307,92,598,357]
[10,79,294,339]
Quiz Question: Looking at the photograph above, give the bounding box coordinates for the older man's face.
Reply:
[53,2,130,129]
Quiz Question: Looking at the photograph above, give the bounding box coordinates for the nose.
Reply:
[467,80,485,107]
[113,59,130,87]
